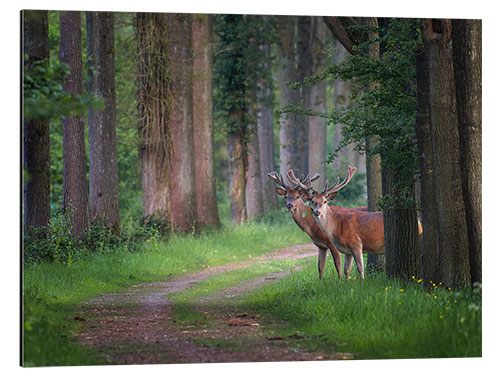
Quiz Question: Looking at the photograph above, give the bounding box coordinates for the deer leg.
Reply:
[318,247,327,280]
[344,254,353,279]
[352,247,365,280]
[328,248,343,280]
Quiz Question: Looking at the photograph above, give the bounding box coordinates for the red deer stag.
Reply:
[287,166,384,280]
[268,171,367,280]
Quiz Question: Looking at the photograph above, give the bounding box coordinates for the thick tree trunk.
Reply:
[257,45,278,212]
[192,14,220,229]
[167,13,197,232]
[277,16,299,176]
[416,39,440,284]
[60,11,88,236]
[296,16,312,176]
[364,17,384,271]
[246,118,264,219]
[422,19,471,288]
[452,19,482,284]
[308,17,327,191]
[23,10,51,231]
[383,166,422,279]
[86,11,120,233]
[136,13,171,224]
[228,126,247,224]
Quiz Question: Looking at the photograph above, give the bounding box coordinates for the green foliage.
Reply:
[23,57,103,120]
[23,213,165,265]
[327,162,367,207]
[243,262,481,359]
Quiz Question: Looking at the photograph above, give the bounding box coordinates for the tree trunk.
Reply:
[415,38,440,284]
[364,17,384,271]
[192,14,220,229]
[422,19,471,288]
[308,17,327,190]
[383,166,422,279]
[86,11,120,233]
[60,11,88,236]
[167,13,197,232]
[277,16,299,176]
[332,39,365,173]
[246,118,264,219]
[23,10,51,231]
[452,19,482,284]
[136,13,171,225]
[257,44,278,212]
[228,126,247,224]
[296,16,312,177]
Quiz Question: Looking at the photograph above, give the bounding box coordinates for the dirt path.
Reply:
[75,243,349,364]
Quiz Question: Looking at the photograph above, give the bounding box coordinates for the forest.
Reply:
[21,9,482,368]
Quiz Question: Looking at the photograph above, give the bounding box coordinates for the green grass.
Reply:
[240,259,482,359]
[22,215,310,367]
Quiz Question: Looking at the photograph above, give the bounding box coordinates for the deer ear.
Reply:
[300,190,311,200]
[326,192,337,201]
[276,188,286,196]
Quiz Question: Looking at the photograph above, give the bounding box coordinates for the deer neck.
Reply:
[314,206,339,241]
[290,200,315,233]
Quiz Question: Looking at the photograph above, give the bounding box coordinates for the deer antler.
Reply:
[287,169,312,191]
[267,171,290,189]
[323,166,356,194]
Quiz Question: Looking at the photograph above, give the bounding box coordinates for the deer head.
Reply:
[267,171,320,212]
[287,166,356,218]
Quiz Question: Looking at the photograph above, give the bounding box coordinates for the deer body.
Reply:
[268,171,368,280]
[288,167,386,280]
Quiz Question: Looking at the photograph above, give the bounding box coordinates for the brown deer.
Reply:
[267,171,367,280]
[287,166,385,280]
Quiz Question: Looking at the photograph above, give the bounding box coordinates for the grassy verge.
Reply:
[240,259,482,359]
[22,215,310,367]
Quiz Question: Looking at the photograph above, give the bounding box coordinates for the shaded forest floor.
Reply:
[75,244,354,364]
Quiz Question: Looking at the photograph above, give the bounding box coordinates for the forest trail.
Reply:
[75,243,351,364]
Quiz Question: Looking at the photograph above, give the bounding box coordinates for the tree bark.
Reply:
[452,19,482,284]
[246,118,264,219]
[23,10,51,231]
[86,11,120,233]
[228,126,247,224]
[296,16,312,177]
[415,37,440,284]
[277,16,299,176]
[60,11,89,236]
[257,44,278,212]
[322,16,361,56]
[136,13,171,225]
[332,39,365,173]
[364,17,384,271]
[308,17,327,190]
[167,13,197,232]
[422,19,471,288]
[192,14,220,229]
[382,166,422,279]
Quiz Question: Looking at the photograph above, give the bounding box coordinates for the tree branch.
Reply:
[322,16,361,55]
